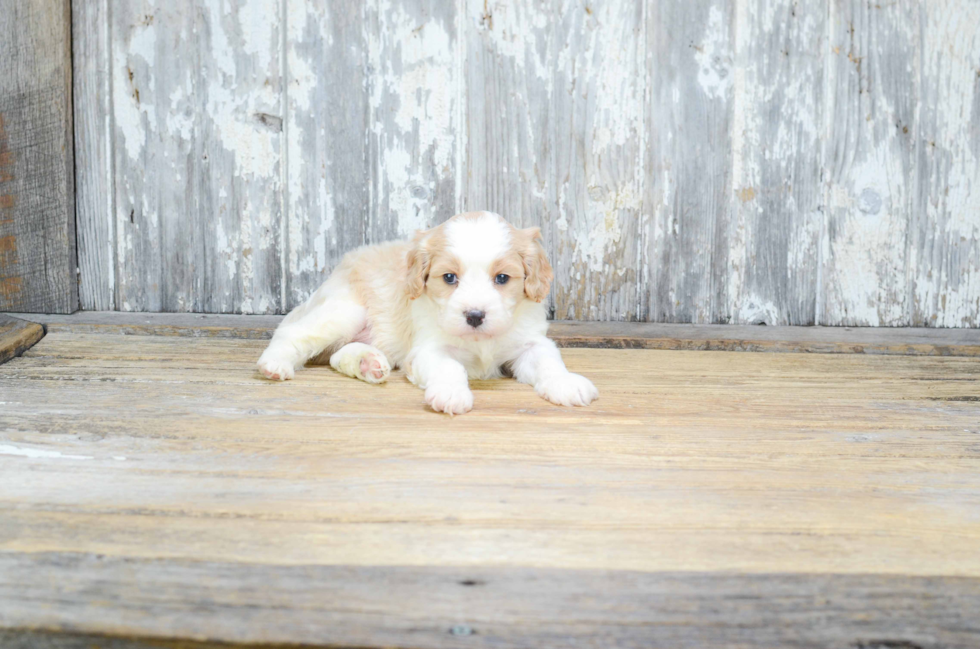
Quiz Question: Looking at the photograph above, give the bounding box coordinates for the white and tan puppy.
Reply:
[257,211,598,415]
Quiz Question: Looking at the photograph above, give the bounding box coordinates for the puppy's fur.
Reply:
[257,211,598,414]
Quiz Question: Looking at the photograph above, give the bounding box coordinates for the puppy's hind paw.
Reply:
[536,372,598,407]
[257,356,295,381]
[357,349,391,384]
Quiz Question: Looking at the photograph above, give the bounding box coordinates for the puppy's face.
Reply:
[407,212,553,340]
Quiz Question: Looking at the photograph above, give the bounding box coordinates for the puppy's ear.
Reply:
[406,230,430,300]
[518,227,553,303]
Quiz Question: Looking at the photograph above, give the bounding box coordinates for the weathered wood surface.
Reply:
[73,0,980,325]
[4,562,980,649]
[1,332,979,647]
[98,0,285,313]
[0,314,44,364]
[0,0,77,313]
[72,0,114,311]
[8,311,980,355]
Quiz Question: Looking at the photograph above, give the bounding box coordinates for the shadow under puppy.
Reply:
[257,211,598,415]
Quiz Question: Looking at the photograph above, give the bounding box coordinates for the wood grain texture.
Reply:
[821,0,917,326]
[72,1,980,325]
[0,314,44,364]
[4,561,980,649]
[911,0,980,327]
[73,0,115,311]
[644,0,734,324]
[730,0,824,325]
[0,0,77,314]
[462,0,557,316]
[0,332,979,647]
[548,0,645,321]
[365,0,461,244]
[283,1,369,309]
[110,0,283,314]
[463,0,644,322]
[9,311,980,355]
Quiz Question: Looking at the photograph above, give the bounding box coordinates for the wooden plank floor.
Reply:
[1,328,980,648]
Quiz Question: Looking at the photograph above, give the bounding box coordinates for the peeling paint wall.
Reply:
[74,0,980,326]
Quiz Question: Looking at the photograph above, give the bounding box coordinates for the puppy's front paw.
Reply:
[425,383,474,415]
[536,372,598,407]
[257,355,295,381]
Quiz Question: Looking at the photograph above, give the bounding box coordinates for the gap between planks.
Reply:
[5,311,980,356]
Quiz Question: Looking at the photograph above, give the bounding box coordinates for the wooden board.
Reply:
[821,0,917,326]
[73,0,115,311]
[0,0,77,314]
[729,0,824,325]
[8,312,980,356]
[644,0,734,324]
[108,0,284,314]
[1,331,979,647]
[911,1,980,327]
[0,314,44,364]
[70,0,980,326]
[3,562,980,649]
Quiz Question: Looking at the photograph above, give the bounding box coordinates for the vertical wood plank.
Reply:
[0,0,77,313]
[462,0,555,314]
[729,0,825,325]
[464,0,645,321]
[111,0,283,313]
[365,0,461,245]
[644,0,734,323]
[73,0,115,310]
[911,0,980,327]
[283,2,369,309]
[821,1,917,326]
[550,0,645,321]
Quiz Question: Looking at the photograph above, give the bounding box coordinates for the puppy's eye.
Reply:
[495,274,510,285]
[443,273,457,285]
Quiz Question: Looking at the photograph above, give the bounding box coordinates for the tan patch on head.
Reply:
[406,222,451,299]
[490,252,526,300]
[512,226,553,302]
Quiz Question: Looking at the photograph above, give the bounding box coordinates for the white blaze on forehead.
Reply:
[444,213,512,271]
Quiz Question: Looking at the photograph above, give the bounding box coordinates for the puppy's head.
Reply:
[406,211,553,339]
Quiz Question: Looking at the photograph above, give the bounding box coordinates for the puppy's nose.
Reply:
[465,310,486,328]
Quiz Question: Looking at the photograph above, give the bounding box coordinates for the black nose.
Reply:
[465,310,486,328]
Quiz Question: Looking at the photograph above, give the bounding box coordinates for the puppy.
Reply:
[257,211,598,414]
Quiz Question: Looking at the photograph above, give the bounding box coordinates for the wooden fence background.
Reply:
[70,0,980,325]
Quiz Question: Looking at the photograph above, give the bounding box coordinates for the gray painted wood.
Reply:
[73,0,115,311]
[73,0,980,325]
[283,1,369,309]
[463,0,644,322]
[462,0,557,316]
[283,0,461,312]
[3,554,980,649]
[0,0,77,314]
[548,0,645,322]
[730,0,825,326]
[110,0,283,313]
[821,1,918,326]
[911,0,980,327]
[365,0,461,251]
[644,0,735,324]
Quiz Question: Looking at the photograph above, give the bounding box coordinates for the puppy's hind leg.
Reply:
[257,290,366,381]
[329,343,391,384]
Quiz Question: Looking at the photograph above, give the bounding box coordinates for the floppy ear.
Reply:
[518,227,553,303]
[405,231,430,299]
